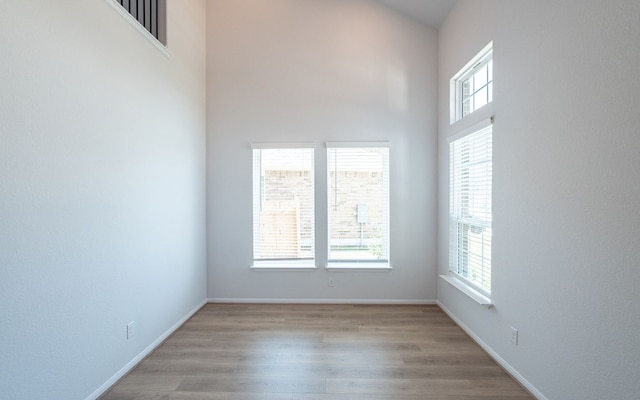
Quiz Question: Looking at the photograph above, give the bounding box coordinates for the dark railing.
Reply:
[116,0,165,43]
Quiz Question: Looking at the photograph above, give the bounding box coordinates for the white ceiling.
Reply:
[375,0,456,28]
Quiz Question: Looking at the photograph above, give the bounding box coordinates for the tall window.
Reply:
[449,125,492,295]
[452,42,493,123]
[252,146,314,265]
[327,144,389,263]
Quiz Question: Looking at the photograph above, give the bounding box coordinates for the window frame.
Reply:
[450,42,493,124]
[325,142,391,270]
[447,118,493,299]
[251,143,316,269]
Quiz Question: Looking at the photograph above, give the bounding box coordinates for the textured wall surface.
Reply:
[0,1,207,399]
[437,1,640,399]
[206,0,438,301]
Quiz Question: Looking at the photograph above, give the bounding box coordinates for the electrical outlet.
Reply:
[127,321,135,339]
[328,278,335,287]
[510,326,518,345]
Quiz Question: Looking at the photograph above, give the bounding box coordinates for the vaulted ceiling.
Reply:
[375,0,456,28]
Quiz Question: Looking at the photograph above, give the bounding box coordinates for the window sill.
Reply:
[325,262,392,271]
[251,262,317,271]
[440,274,493,307]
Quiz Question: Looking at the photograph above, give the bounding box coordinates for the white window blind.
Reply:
[252,147,314,263]
[327,145,389,262]
[449,125,492,295]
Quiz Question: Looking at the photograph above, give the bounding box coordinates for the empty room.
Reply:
[1,1,638,399]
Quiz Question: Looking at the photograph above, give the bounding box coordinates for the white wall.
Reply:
[437,1,640,399]
[206,0,438,302]
[0,1,207,399]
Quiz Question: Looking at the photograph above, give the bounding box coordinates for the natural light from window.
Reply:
[252,147,314,265]
[327,145,389,263]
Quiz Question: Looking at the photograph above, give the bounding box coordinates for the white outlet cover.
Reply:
[127,321,135,339]
[510,326,518,345]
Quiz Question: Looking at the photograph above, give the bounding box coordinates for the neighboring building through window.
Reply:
[252,146,314,266]
[327,144,389,264]
[449,124,493,295]
[451,42,493,123]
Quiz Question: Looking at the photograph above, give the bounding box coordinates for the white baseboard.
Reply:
[85,299,206,400]
[436,301,548,400]
[207,298,436,305]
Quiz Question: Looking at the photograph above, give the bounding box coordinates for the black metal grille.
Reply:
[117,0,161,41]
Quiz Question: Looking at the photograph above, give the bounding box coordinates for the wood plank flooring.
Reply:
[101,304,533,400]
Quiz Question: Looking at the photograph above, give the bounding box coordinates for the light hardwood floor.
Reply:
[101,304,533,400]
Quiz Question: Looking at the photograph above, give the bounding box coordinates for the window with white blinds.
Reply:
[449,125,492,295]
[327,144,389,263]
[252,146,314,264]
